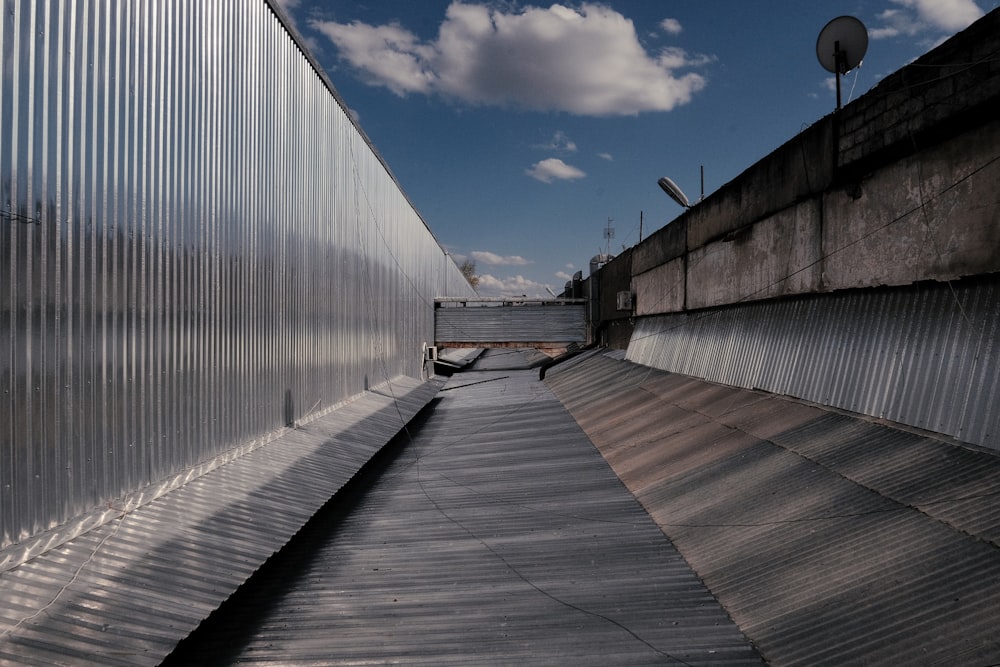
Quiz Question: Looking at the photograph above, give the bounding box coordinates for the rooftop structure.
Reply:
[2,3,999,664]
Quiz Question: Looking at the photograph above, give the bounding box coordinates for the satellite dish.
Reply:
[657,176,690,209]
[816,16,868,110]
[817,16,867,74]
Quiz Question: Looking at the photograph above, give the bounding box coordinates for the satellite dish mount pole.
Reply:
[833,40,843,178]
[834,40,845,111]
[817,16,868,179]
[834,40,842,110]
[818,16,868,111]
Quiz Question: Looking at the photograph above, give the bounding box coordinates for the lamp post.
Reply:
[657,176,691,209]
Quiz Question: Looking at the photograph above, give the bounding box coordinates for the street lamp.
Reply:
[657,176,691,209]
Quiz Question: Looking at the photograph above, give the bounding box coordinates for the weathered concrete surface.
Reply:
[634,258,685,316]
[685,120,833,252]
[593,247,632,320]
[823,118,1000,290]
[687,200,823,310]
[591,248,634,347]
[632,216,686,276]
[609,9,1000,317]
[838,9,1000,172]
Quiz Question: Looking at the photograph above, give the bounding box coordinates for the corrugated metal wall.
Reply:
[0,1,470,550]
[627,277,1000,451]
[435,304,587,345]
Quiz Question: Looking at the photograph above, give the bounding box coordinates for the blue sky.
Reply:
[274,0,994,297]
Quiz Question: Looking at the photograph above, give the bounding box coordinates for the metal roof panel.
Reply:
[0,377,442,666]
[545,353,1000,666]
[163,353,763,665]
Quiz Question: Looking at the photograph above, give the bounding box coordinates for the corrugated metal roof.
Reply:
[437,348,485,367]
[545,352,1000,666]
[626,278,1000,451]
[0,376,441,666]
[467,348,554,371]
[163,357,763,665]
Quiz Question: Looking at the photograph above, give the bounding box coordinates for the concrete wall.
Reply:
[824,120,1000,290]
[607,8,1000,320]
[838,9,1000,176]
[634,259,685,316]
[588,9,1000,443]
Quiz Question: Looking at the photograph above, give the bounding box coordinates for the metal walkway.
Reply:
[165,350,762,665]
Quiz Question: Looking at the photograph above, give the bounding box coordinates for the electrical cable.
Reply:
[846,61,861,104]
[902,70,977,329]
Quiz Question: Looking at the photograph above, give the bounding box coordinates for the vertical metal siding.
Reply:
[0,0,471,550]
[626,278,1000,451]
[434,304,587,344]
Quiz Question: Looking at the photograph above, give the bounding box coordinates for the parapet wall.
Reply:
[626,8,1000,317]
[590,9,1000,449]
[839,9,1000,175]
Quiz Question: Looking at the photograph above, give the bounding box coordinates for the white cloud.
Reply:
[526,158,586,183]
[660,18,683,35]
[272,0,302,32]
[535,130,578,153]
[311,2,710,116]
[476,273,553,298]
[310,20,438,96]
[871,0,984,39]
[899,0,984,31]
[272,0,300,17]
[597,152,614,161]
[470,250,531,266]
[870,9,917,38]
[555,270,573,281]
